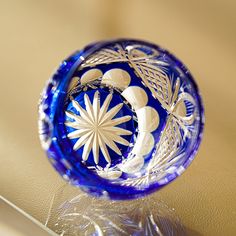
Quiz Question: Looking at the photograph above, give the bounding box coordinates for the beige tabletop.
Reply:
[0,0,236,235]
[0,197,56,236]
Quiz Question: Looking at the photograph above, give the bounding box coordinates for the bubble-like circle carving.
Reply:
[38,39,204,200]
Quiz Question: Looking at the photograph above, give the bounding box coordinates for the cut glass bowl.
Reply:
[38,39,204,200]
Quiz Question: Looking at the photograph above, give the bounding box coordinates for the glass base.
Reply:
[45,184,185,236]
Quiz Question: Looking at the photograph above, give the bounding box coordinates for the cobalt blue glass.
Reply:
[38,39,204,200]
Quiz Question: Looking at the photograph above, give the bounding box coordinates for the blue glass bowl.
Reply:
[38,39,204,200]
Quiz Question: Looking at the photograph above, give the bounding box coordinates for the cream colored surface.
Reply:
[0,0,235,235]
[0,198,56,236]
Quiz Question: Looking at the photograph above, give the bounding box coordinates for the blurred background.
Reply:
[0,0,235,235]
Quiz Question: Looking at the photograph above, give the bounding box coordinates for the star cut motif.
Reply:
[65,91,132,165]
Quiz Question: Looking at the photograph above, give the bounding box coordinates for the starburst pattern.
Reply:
[65,91,132,165]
